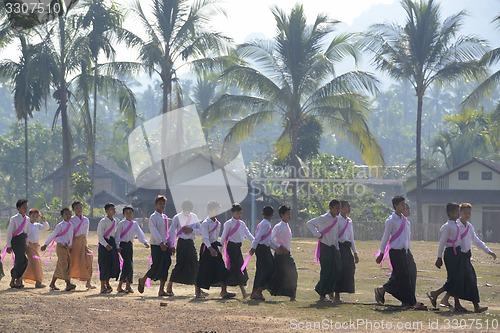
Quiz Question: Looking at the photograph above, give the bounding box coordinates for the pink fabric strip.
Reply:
[0,246,7,262]
[73,215,85,236]
[338,218,351,239]
[120,220,135,239]
[314,217,338,264]
[145,254,152,288]
[241,253,251,273]
[374,215,407,269]
[162,214,170,246]
[446,224,460,255]
[460,225,470,240]
[12,216,27,237]
[176,214,192,237]
[209,221,220,234]
[103,220,115,238]
[223,220,242,270]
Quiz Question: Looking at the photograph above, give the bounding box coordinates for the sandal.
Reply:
[221,292,236,299]
[454,306,468,313]
[50,285,60,291]
[117,289,127,293]
[474,306,488,313]
[138,278,145,294]
[165,291,174,297]
[374,288,385,305]
[413,302,428,311]
[126,289,134,294]
[426,292,437,308]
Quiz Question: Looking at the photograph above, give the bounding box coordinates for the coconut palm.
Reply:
[0,35,51,200]
[118,0,232,114]
[363,0,487,223]
[206,4,383,228]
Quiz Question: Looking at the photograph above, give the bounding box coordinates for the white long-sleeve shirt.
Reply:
[437,219,462,258]
[97,216,118,247]
[458,220,491,254]
[251,218,274,249]
[27,221,50,243]
[115,219,148,248]
[220,217,254,244]
[337,214,357,254]
[6,213,29,247]
[168,212,201,241]
[200,216,221,248]
[149,211,172,246]
[44,221,74,247]
[306,212,339,248]
[379,212,411,253]
[70,215,90,238]
[271,221,292,251]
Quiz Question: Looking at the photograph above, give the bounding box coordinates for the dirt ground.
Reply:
[0,237,499,333]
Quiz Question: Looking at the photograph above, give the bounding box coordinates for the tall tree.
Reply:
[0,34,50,200]
[207,5,383,229]
[119,0,231,114]
[364,0,487,223]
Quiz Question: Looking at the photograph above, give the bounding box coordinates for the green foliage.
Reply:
[70,159,92,203]
[32,193,62,226]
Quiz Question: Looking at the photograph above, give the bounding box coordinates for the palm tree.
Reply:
[462,14,500,133]
[119,0,231,114]
[363,0,487,223]
[206,4,383,228]
[0,35,50,200]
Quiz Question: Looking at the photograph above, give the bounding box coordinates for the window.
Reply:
[482,171,492,180]
[458,171,469,180]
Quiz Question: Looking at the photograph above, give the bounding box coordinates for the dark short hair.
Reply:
[155,195,167,204]
[71,201,83,209]
[392,195,405,209]
[446,202,460,216]
[60,207,71,216]
[262,206,274,217]
[181,200,194,212]
[122,205,134,214]
[340,200,350,208]
[104,202,115,211]
[16,199,28,208]
[231,203,242,212]
[207,200,221,211]
[278,204,291,217]
[328,200,340,208]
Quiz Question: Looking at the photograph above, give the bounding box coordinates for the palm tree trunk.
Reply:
[290,125,300,236]
[59,15,70,207]
[416,92,424,225]
[90,61,98,219]
[24,116,28,200]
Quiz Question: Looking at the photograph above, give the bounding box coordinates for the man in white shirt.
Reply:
[375,195,426,309]
[437,203,495,312]
[306,199,341,302]
[6,199,29,288]
[269,204,297,301]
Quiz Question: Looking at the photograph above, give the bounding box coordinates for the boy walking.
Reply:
[41,208,76,291]
[220,203,254,298]
[269,204,298,301]
[333,200,359,303]
[138,195,175,297]
[248,206,275,301]
[6,199,30,288]
[69,201,95,289]
[115,205,149,293]
[167,200,201,297]
[195,201,235,299]
[97,202,120,294]
[306,199,342,302]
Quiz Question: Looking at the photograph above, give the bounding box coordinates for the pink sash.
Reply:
[223,220,242,270]
[202,220,220,255]
[120,220,135,239]
[73,215,85,236]
[12,216,27,237]
[314,217,338,264]
[241,222,272,272]
[176,213,193,237]
[162,214,170,246]
[446,223,460,255]
[374,215,407,269]
[338,217,351,239]
[45,222,72,263]
[460,224,470,240]
[103,220,115,238]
